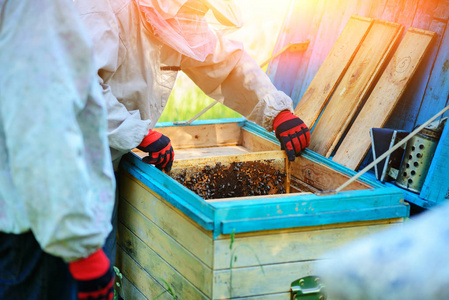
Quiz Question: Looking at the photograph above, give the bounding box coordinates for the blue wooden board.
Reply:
[420,120,449,204]
[267,0,319,105]
[121,155,215,231]
[415,25,449,127]
[121,119,410,238]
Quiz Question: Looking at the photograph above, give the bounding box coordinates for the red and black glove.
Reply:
[137,129,174,172]
[69,249,114,300]
[273,110,310,161]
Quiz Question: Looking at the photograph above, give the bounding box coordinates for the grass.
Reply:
[158,74,242,123]
[157,0,290,123]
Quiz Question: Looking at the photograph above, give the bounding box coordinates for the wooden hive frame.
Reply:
[116,118,409,300]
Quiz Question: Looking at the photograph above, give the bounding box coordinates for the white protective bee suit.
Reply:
[0,0,115,262]
[74,0,294,168]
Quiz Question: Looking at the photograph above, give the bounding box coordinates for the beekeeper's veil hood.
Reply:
[138,0,242,61]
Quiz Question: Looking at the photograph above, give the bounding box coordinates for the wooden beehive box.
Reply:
[116,118,409,300]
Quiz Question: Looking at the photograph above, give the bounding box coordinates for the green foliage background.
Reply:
[158,76,242,123]
[158,0,289,123]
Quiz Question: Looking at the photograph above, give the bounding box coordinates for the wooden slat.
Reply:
[367,0,388,18]
[213,260,318,299]
[133,146,251,161]
[118,200,213,296]
[415,18,449,126]
[241,129,279,152]
[119,171,214,264]
[333,27,435,170]
[241,128,372,191]
[309,20,403,157]
[171,150,287,169]
[267,0,320,99]
[116,247,171,300]
[291,155,372,191]
[386,0,447,131]
[337,0,373,34]
[118,275,148,300]
[287,0,336,106]
[390,0,418,26]
[228,293,290,300]
[294,15,373,128]
[213,222,400,270]
[434,0,449,21]
[380,0,407,23]
[205,192,311,203]
[291,0,353,107]
[117,223,210,299]
[171,145,250,160]
[155,122,242,149]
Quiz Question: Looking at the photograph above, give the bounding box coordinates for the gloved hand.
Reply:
[137,129,174,172]
[273,110,310,161]
[69,249,115,300]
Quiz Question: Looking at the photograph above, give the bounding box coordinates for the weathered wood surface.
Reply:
[118,173,402,299]
[291,154,372,191]
[155,122,242,149]
[289,0,347,107]
[333,27,435,170]
[309,20,403,157]
[171,145,250,160]
[171,150,287,167]
[116,248,171,300]
[294,15,373,128]
[241,127,373,190]
[119,173,213,267]
[267,0,320,103]
[117,119,410,299]
[116,275,147,300]
[118,223,211,299]
[420,121,449,203]
[386,0,449,131]
[213,220,401,269]
[205,192,311,203]
[213,260,317,299]
[270,0,449,143]
[415,22,449,126]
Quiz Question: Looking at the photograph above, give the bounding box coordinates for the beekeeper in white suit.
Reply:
[75,0,311,266]
[0,0,116,299]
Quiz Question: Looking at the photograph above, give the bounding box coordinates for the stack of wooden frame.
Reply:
[294,15,435,170]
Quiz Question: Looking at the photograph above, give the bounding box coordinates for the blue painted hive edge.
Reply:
[120,153,215,231]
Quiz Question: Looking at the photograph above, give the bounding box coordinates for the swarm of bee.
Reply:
[171,160,286,200]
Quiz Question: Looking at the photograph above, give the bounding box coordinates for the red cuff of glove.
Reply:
[273,110,310,161]
[138,129,174,171]
[139,129,163,148]
[69,249,110,281]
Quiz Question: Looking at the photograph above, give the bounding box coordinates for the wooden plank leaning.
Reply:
[294,15,373,128]
[308,19,403,157]
[333,27,436,170]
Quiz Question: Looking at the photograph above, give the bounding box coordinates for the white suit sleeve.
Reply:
[315,201,449,299]
[181,35,293,132]
[0,0,115,262]
[77,9,151,160]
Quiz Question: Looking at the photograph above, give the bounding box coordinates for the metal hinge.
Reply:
[290,276,326,300]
